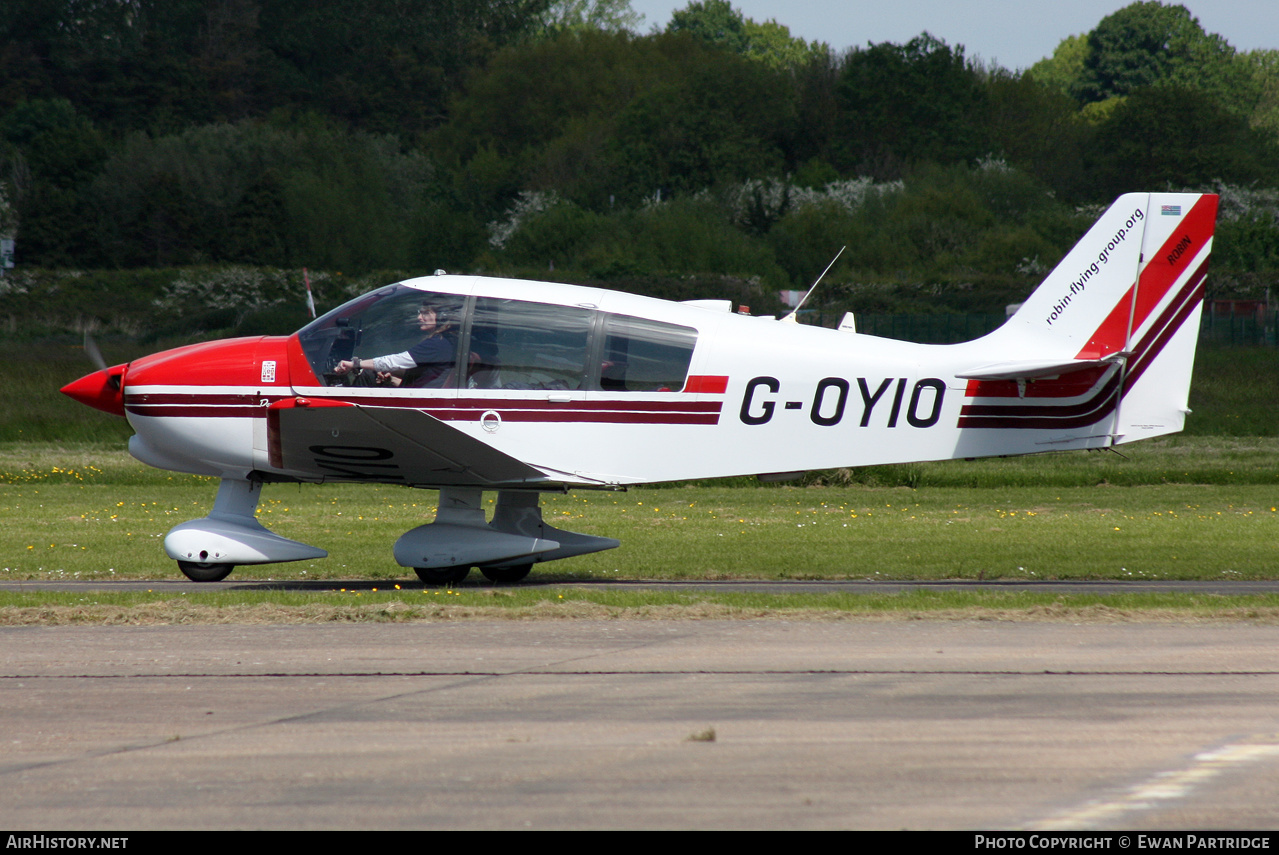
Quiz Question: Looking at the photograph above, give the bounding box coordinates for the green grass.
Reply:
[6,335,1279,625]
[4,441,1279,584]
[3,337,149,444]
[701,435,1279,489]
[1186,346,1279,436]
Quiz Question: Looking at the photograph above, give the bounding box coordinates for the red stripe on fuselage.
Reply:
[682,375,729,393]
[964,366,1111,400]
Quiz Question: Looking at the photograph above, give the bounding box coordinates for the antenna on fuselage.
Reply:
[781,246,845,324]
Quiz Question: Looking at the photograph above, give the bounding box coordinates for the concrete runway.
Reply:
[4,620,1279,829]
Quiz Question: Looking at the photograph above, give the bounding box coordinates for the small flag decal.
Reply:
[1161,205,1182,216]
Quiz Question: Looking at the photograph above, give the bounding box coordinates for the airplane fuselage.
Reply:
[116,277,1158,491]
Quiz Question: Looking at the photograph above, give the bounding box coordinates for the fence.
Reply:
[1199,303,1278,346]
[851,313,1007,344]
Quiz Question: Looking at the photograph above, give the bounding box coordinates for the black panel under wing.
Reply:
[271,402,551,488]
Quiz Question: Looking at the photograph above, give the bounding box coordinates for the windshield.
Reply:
[297,284,465,386]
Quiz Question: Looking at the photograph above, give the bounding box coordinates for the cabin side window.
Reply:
[600,315,698,392]
[297,286,699,393]
[469,298,593,390]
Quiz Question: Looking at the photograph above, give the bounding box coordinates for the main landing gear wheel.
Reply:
[479,563,533,584]
[177,561,235,582]
[414,566,471,585]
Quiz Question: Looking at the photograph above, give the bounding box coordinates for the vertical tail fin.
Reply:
[1004,193,1217,357]
[959,192,1218,445]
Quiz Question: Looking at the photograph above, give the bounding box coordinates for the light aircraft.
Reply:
[63,192,1218,584]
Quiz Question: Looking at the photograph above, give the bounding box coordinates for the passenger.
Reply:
[334,301,458,387]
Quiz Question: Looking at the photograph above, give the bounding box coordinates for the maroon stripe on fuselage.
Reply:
[126,405,263,418]
[466,410,720,425]
[957,378,1122,430]
[302,395,724,413]
[126,393,724,425]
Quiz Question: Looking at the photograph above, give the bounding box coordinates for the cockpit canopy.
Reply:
[297,283,699,392]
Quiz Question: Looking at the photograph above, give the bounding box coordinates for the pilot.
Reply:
[334,301,458,387]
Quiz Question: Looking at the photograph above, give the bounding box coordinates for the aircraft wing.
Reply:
[267,399,556,488]
[956,354,1125,382]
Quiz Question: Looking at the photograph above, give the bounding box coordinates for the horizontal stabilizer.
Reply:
[957,354,1125,382]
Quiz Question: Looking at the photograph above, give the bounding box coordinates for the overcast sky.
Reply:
[626,1,1275,70]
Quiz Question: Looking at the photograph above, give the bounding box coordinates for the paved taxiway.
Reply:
[4,620,1279,829]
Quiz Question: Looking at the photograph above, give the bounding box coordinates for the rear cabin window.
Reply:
[469,298,593,390]
[600,315,698,392]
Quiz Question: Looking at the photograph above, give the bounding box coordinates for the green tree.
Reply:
[1072,2,1256,116]
[983,70,1091,201]
[667,0,749,54]
[257,0,553,134]
[834,34,988,177]
[0,178,16,240]
[608,49,791,202]
[1244,49,1279,140]
[538,0,643,35]
[741,19,828,70]
[0,0,555,136]
[0,99,106,264]
[1028,34,1088,95]
[89,119,432,269]
[435,29,797,211]
[433,29,663,212]
[197,0,269,121]
[0,1,216,132]
[666,0,825,69]
[622,197,784,281]
[1088,86,1279,199]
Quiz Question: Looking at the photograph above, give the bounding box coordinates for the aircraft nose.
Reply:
[61,364,127,417]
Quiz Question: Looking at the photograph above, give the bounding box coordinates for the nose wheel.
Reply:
[164,479,328,582]
[177,560,235,582]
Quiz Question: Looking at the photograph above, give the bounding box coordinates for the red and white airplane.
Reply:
[63,192,1218,584]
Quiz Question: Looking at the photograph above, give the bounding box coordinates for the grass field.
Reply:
[4,340,1278,622]
[4,440,1277,586]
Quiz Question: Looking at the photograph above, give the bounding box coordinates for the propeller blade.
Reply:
[84,331,107,372]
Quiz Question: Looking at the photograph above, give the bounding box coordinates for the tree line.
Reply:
[1,0,1277,318]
